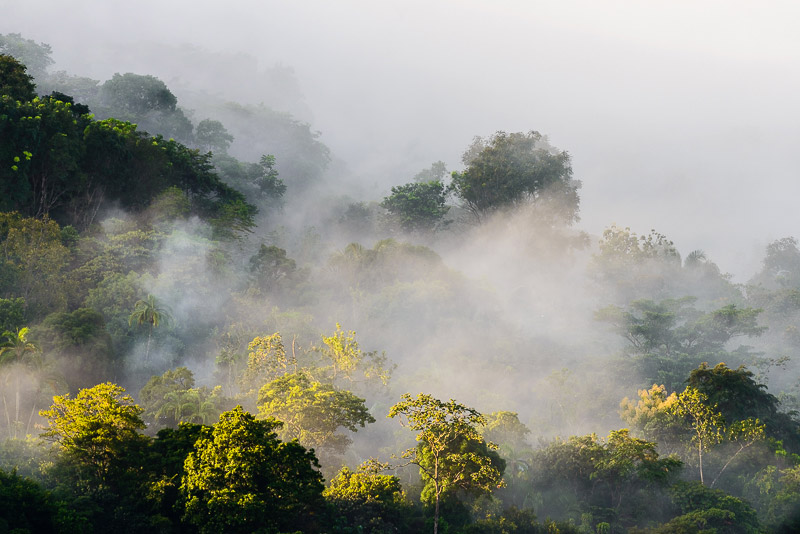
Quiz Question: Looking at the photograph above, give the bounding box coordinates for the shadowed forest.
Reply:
[1,31,800,533]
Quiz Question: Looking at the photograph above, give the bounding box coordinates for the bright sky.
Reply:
[5,0,800,279]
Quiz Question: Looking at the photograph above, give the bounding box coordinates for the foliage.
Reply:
[324,461,411,534]
[257,372,375,456]
[450,131,579,222]
[0,53,36,101]
[181,406,325,534]
[530,430,681,528]
[0,214,70,318]
[0,467,60,533]
[129,294,171,362]
[248,244,299,293]
[389,393,504,534]
[240,332,295,392]
[0,326,41,438]
[750,236,800,289]
[39,382,147,490]
[194,118,234,153]
[669,387,765,487]
[317,322,393,387]
[0,33,53,82]
[96,72,193,143]
[656,481,760,534]
[381,179,451,233]
[596,298,765,391]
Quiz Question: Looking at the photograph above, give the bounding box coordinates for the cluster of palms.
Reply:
[0,327,45,438]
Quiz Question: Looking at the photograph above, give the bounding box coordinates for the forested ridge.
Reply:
[1,33,800,534]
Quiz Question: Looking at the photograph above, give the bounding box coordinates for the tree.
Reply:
[0,326,40,437]
[0,33,53,83]
[413,161,448,183]
[194,118,234,154]
[128,294,170,361]
[687,362,800,452]
[139,367,222,429]
[596,298,766,391]
[181,406,325,534]
[317,323,393,387]
[0,297,25,333]
[0,467,60,533]
[0,54,36,101]
[530,431,681,528]
[248,245,298,293]
[324,460,412,534]
[450,131,579,222]
[669,387,765,487]
[239,332,295,393]
[97,72,193,143]
[751,236,800,289]
[381,180,450,233]
[39,382,147,490]
[0,214,70,318]
[257,372,375,458]
[388,393,504,534]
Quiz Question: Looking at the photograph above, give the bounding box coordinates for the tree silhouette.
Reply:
[128,295,171,361]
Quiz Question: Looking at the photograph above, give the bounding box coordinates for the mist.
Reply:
[2,3,800,531]
[6,1,800,278]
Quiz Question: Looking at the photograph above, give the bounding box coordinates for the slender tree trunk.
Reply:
[26,402,36,435]
[698,441,704,485]
[434,489,440,534]
[711,444,747,488]
[145,327,152,362]
[14,385,19,439]
[434,458,440,534]
[2,393,10,435]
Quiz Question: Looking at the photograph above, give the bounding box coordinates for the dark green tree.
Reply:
[381,180,450,233]
[181,406,325,534]
[451,131,579,222]
[0,54,36,101]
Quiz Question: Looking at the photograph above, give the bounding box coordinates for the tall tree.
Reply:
[388,393,504,534]
[128,294,170,362]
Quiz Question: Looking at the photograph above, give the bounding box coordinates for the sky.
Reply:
[4,0,799,279]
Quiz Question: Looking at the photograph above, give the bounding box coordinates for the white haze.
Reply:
[6,0,800,279]
[3,1,800,467]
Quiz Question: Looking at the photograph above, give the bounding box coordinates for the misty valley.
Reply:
[3,30,800,534]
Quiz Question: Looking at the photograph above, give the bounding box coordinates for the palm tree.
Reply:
[128,295,171,361]
[0,327,41,437]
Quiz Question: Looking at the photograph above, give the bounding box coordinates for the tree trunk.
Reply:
[14,385,19,439]
[145,327,152,362]
[2,392,10,435]
[434,490,440,534]
[26,402,36,436]
[698,441,704,485]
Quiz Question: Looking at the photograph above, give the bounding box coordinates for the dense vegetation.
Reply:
[1,33,800,533]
